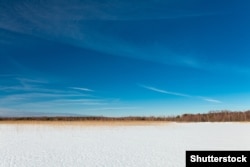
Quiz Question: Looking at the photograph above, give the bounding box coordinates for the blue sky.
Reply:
[0,0,250,116]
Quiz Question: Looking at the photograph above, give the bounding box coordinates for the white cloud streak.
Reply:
[16,77,48,84]
[0,107,84,117]
[0,76,123,116]
[139,84,222,104]
[0,76,100,109]
[0,0,223,72]
[86,107,139,111]
[1,1,248,76]
[0,86,86,95]
[49,99,107,106]
[203,98,222,104]
[70,87,94,92]
[139,84,191,97]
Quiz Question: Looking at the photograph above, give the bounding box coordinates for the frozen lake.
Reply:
[1,123,250,167]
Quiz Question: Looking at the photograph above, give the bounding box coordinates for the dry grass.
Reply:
[0,120,171,126]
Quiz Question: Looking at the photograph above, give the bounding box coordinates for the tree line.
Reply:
[0,110,250,122]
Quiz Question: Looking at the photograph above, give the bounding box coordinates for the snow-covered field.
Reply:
[1,123,250,167]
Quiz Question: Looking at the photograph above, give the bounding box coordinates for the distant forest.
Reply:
[1,110,250,122]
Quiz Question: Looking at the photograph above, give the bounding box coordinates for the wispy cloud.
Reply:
[139,84,222,104]
[86,107,139,111]
[50,99,107,106]
[0,92,89,102]
[0,92,114,117]
[0,108,24,117]
[0,75,51,93]
[0,85,82,95]
[0,107,85,117]
[0,76,122,116]
[0,0,223,72]
[0,76,100,112]
[70,87,94,92]
[16,77,48,84]
[138,84,190,97]
[1,1,248,76]
[203,98,222,104]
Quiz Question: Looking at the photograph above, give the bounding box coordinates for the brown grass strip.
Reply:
[0,120,171,126]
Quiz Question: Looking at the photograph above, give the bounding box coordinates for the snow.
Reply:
[1,123,250,167]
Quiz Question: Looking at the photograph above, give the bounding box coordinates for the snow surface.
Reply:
[1,123,250,167]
